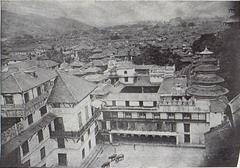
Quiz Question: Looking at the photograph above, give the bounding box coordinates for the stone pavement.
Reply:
[86,143,206,168]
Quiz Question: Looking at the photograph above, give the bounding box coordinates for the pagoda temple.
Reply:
[224,2,240,28]
[187,48,229,99]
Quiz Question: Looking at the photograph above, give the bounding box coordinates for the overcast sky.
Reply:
[2,0,231,27]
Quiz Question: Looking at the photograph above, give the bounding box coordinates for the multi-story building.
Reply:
[96,66,222,146]
[1,66,57,167]
[46,71,99,167]
[1,63,100,167]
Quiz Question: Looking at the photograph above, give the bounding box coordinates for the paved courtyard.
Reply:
[87,143,206,168]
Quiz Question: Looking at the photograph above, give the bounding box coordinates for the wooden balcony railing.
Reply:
[1,122,24,144]
[1,92,49,118]
[50,110,101,138]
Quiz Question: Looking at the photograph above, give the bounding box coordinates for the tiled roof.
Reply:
[36,60,59,68]
[2,67,57,93]
[193,64,220,72]
[92,83,113,96]
[92,59,108,67]
[84,74,107,82]
[210,97,228,113]
[1,113,57,155]
[187,85,229,97]
[48,71,97,103]
[70,61,84,67]
[191,74,225,84]
[89,53,107,59]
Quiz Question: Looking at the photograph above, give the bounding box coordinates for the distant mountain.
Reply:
[2,10,94,38]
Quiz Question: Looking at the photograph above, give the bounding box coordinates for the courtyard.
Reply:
[86,143,206,168]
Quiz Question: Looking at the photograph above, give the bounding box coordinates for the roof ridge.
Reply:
[11,74,23,92]
[57,71,78,103]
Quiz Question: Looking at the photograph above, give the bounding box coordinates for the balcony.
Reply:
[1,92,49,118]
[50,110,101,138]
[102,106,158,111]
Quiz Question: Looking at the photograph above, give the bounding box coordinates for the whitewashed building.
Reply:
[46,71,99,167]
[1,66,57,167]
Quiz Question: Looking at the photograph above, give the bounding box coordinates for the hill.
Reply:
[2,10,93,39]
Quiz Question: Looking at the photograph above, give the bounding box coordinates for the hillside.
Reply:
[2,10,93,39]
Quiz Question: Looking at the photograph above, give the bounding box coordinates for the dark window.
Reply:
[40,147,46,160]
[24,92,29,103]
[153,113,160,119]
[112,100,116,106]
[54,118,64,131]
[40,106,47,116]
[112,112,118,118]
[167,113,175,119]
[48,124,52,133]
[82,148,85,159]
[57,138,65,148]
[37,86,42,96]
[153,101,157,107]
[183,113,191,120]
[111,121,117,129]
[125,101,129,107]
[102,121,106,130]
[38,130,44,143]
[28,114,33,125]
[88,140,91,149]
[88,129,91,135]
[124,77,128,82]
[138,112,146,118]
[139,101,143,107]
[125,112,132,118]
[124,71,127,74]
[184,124,190,133]
[81,136,84,142]
[184,134,190,143]
[5,95,14,104]
[23,160,30,167]
[58,153,67,166]
[22,141,29,156]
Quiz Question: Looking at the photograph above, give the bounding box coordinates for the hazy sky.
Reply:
[2,0,231,27]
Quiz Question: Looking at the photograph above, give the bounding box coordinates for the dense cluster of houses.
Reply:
[0,43,233,167]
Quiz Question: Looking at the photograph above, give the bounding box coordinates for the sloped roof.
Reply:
[36,60,59,68]
[210,97,228,113]
[92,59,108,67]
[199,47,214,55]
[2,67,57,93]
[70,61,84,67]
[84,74,107,82]
[187,85,229,97]
[89,53,107,59]
[48,71,97,103]
[193,64,220,72]
[191,74,225,84]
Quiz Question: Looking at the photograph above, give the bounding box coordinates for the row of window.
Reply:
[57,140,92,166]
[111,101,157,107]
[27,106,47,125]
[4,86,43,105]
[104,112,193,120]
[22,128,45,156]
